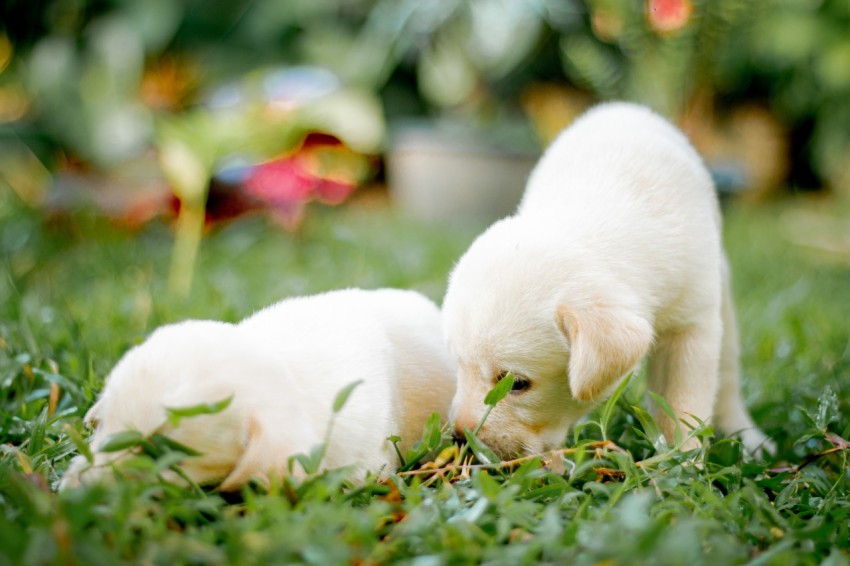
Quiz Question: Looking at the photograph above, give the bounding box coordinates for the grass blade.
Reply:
[600,373,632,441]
[423,412,443,451]
[484,373,514,406]
[25,407,49,457]
[333,380,363,413]
[648,391,682,446]
[62,423,93,463]
[463,428,499,465]
[149,433,204,457]
[98,430,146,453]
[630,404,668,453]
[165,395,233,427]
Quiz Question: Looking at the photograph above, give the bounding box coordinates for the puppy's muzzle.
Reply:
[451,416,479,444]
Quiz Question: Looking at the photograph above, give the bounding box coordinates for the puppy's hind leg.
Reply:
[647,319,722,451]
[713,258,775,456]
[218,414,316,492]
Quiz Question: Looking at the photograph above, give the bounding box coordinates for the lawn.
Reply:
[1,188,848,565]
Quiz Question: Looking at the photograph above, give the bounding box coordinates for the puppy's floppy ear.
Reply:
[556,297,653,402]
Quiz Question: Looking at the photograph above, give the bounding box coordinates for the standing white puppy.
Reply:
[62,288,457,490]
[442,102,772,458]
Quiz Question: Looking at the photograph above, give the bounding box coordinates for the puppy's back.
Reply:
[238,288,456,468]
[519,102,716,225]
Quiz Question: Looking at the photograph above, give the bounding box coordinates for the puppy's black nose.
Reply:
[452,430,467,445]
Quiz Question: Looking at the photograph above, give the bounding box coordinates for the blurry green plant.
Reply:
[558,0,756,119]
[557,0,850,191]
[20,0,182,167]
[156,103,304,296]
[3,0,389,295]
[340,0,572,112]
[746,0,850,191]
[5,0,849,195]
[326,0,588,150]
[158,82,383,295]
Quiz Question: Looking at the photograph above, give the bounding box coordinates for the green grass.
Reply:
[1,189,848,565]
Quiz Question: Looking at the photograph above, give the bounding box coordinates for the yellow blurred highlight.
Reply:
[521,83,593,146]
[591,5,625,42]
[0,140,51,205]
[0,34,27,123]
[302,144,372,185]
[13,447,34,474]
[48,382,60,418]
[0,33,12,74]
[0,85,30,122]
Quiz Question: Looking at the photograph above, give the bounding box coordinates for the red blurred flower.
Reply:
[173,133,368,231]
[241,134,359,230]
[647,0,693,34]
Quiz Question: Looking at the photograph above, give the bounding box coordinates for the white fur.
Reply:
[442,102,772,458]
[62,289,457,490]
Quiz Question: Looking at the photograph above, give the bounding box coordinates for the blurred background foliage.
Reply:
[1,0,849,252]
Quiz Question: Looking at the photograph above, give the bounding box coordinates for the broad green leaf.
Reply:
[149,433,204,457]
[152,450,190,473]
[816,386,838,429]
[152,451,204,495]
[648,391,682,446]
[400,446,431,472]
[600,373,632,441]
[333,380,363,414]
[423,412,443,451]
[63,423,93,463]
[165,396,233,427]
[512,456,544,483]
[647,391,676,421]
[473,469,501,500]
[484,373,514,406]
[463,428,499,465]
[293,453,315,475]
[630,404,668,453]
[98,430,146,453]
[26,407,49,457]
[708,438,742,469]
[293,444,326,475]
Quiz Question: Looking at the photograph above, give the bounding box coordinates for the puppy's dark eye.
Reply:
[496,371,531,393]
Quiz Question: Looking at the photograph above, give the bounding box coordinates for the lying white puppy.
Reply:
[62,288,456,490]
[442,102,772,458]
